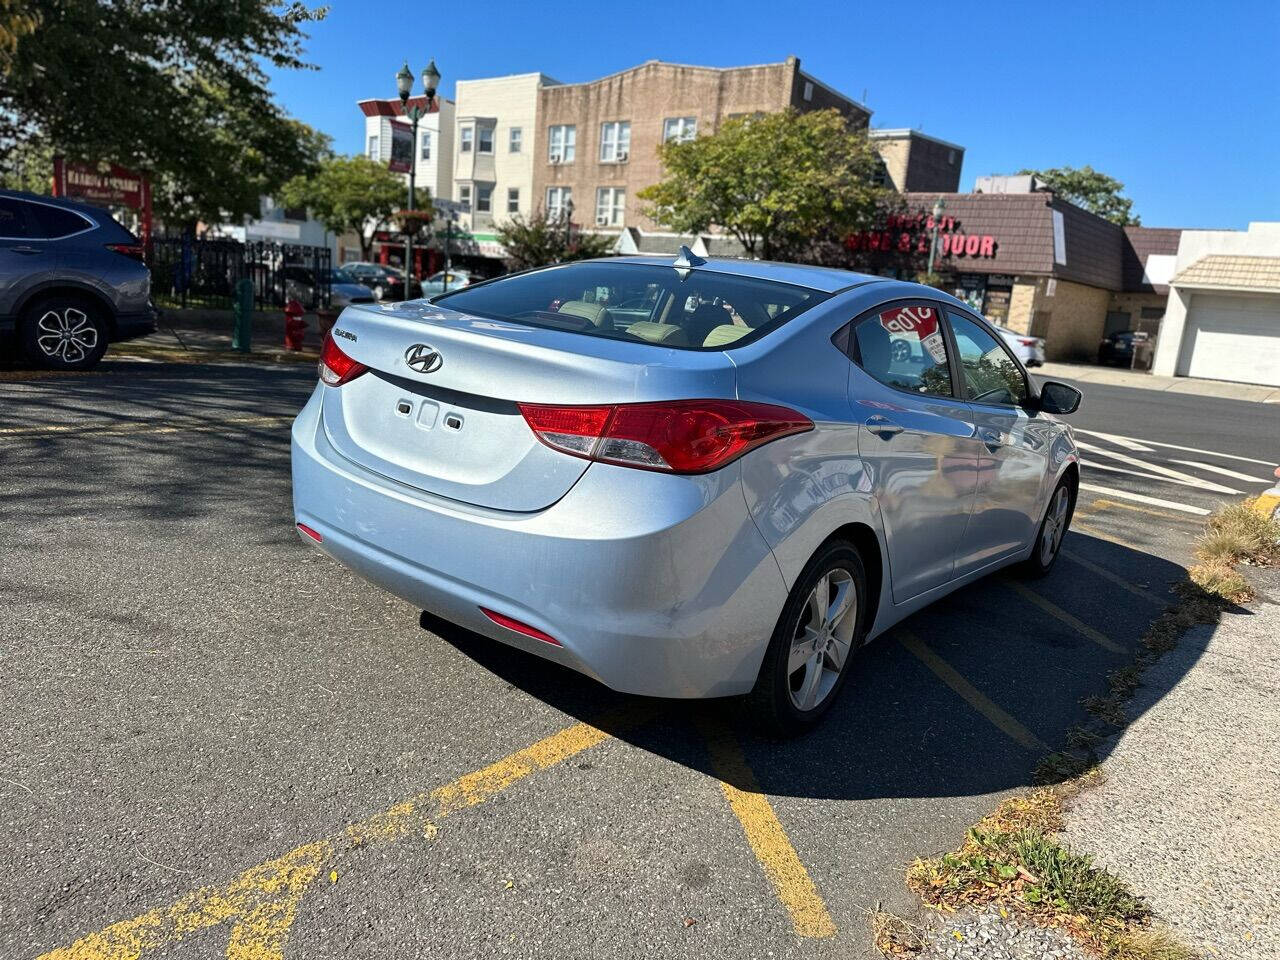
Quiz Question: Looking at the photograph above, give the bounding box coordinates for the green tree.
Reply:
[1018,165,1140,226]
[639,109,886,261]
[280,155,408,261]
[494,209,615,271]
[0,0,330,226]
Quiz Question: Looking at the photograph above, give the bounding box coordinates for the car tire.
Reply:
[1018,478,1075,578]
[372,284,385,301]
[21,294,109,371]
[746,540,868,737]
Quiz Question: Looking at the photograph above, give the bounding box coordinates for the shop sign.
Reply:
[51,156,152,242]
[845,209,997,259]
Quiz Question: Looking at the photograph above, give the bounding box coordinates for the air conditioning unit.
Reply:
[616,151,628,162]
[549,153,562,164]
[596,216,609,226]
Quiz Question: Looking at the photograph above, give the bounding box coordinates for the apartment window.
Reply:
[459,184,472,211]
[662,117,697,143]
[595,187,625,227]
[476,184,492,213]
[507,187,520,213]
[460,127,473,153]
[548,124,576,163]
[367,135,379,161]
[478,126,494,154]
[546,186,572,218]
[420,131,431,161]
[599,121,631,162]
[803,80,814,101]
[509,127,522,153]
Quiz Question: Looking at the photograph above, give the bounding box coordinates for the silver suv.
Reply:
[0,190,155,370]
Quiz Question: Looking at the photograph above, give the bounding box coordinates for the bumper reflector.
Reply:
[480,607,561,646]
[297,522,323,543]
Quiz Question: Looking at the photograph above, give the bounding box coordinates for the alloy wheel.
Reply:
[1039,486,1070,566]
[787,568,857,712]
[36,307,99,364]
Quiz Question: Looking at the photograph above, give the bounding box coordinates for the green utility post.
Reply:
[232,278,253,353]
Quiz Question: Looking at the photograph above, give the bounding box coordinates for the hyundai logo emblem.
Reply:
[404,343,443,373]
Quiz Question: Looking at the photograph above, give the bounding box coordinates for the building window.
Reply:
[459,184,472,211]
[460,127,473,153]
[507,187,520,213]
[367,134,379,161]
[478,126,494,154]
[599,121,631,162]
[420,131,431,161]
[509,127,522,153]
[595,187,625,227]
[476,184,492,213]
[803,80,814,101]
[548,124,576,163]
[663,117,697,143]
[546,186,572,218]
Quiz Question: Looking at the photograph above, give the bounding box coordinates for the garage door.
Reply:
[1178,293,1280,386]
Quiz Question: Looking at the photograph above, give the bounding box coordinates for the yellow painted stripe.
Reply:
[898,631,1048,752]
[38,715,628,960]
[1004,580,1125,654]
[1060,549,1168,607]
[699,718,836,939]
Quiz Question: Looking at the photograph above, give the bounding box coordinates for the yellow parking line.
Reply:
[1003,580,1125,654]
[1060,549,1168,607]
[698,718,837,939]
[898,631,1048,752]
[38,714,629,960]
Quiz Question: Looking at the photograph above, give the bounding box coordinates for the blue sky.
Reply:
[268,0,1280,229]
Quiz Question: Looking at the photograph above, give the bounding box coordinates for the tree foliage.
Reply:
[280,156,408,261]
[494,209,615,271]
[639,109,887,261]
[1,0,331,226]
[1018,165,1140,226]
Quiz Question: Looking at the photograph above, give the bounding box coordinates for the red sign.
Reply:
[51,157,152,243]
[879,304,938,338]
[845,208,997,260]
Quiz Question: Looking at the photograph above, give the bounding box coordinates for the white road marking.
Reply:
[1076,441,1240,494]
[1080,432,1154,452]
[1082,460,1240,492]
[1080,482,1212,516]
[1074,429,1276,467]
[1167,459,1273,484]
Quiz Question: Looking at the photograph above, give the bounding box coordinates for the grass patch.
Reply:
[1187,500,1280,603]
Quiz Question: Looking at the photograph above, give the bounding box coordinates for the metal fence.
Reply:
[150,236,333,311]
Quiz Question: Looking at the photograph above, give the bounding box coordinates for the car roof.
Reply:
[588,255,885,294]
[0,188,112,221]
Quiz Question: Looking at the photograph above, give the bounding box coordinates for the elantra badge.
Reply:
[405,343,443,373]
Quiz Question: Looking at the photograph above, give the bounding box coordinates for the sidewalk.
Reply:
[1062,567,1280,958]
[1037,361,1280,403]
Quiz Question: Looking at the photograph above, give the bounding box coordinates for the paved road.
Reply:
[0,358,1271,959]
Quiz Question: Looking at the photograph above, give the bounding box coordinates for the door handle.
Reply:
[978,427,1003,452]
[11,245,42,255]
[865,415,904,439]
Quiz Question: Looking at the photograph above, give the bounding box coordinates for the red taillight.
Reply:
[318,332,368,386]
[480,608,561,646]
[1018,338,1038,347]
[105,242,146,262]
[518,399,813,474]
[297,522,323,542]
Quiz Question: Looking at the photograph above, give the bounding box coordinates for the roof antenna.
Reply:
[673,244,706,280]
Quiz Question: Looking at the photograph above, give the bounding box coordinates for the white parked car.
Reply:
[996,325,1045,368]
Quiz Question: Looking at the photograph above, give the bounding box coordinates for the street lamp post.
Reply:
[562,198,575,260]
[396,58,440,291]
[926,197,946,278]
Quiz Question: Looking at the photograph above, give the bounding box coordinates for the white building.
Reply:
[1151,221,1280,387]
[451,72,559,260]
[358,94,456,208]
[211,196,337,257]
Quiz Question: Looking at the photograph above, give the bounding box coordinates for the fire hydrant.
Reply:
[283,299,307,351]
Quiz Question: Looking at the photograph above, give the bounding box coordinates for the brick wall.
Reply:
[1036,279,1111,361]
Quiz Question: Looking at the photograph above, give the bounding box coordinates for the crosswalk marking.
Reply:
[1168,459,1273,485]
[1082,459,1241,492]
[1080,482,1211,516]
[1074,429,1276,467]
[1076,441,1240,494]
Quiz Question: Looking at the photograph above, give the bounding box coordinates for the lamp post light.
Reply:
[396,58,440,290]
[926,197,946,278]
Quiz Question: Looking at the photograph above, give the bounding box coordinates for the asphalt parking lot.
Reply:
[3,357,1277,959]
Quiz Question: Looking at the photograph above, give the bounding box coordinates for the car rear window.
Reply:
[29,202,93,239]
[432,261,827,350]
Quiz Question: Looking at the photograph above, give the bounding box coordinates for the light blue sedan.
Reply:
[292,252,1082,733]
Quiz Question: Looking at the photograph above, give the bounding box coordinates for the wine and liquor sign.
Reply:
[51,156,152,242]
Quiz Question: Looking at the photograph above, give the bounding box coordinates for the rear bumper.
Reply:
[113,306,158,342]
[290,386,788,698]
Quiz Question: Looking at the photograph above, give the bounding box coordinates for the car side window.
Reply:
[29,203,91,239]
[0,198,33,238]
[850,302,954,398]
[947,311,1028,406]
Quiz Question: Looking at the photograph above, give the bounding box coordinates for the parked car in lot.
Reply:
[995,324,1045,368]
[1097,330,1151,367]
[274,264,375,310]
[0,189,155,370]
[292,254,1082,733]
[341,261,422,301]
[420,269,474,297]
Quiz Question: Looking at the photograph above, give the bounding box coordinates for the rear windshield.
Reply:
[431,261,827,350]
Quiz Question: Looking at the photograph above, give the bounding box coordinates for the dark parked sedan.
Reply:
[0,189,154,370]
[1097,330,1152,367]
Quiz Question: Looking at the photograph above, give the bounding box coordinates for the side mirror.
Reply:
[1037,380,1082,415]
